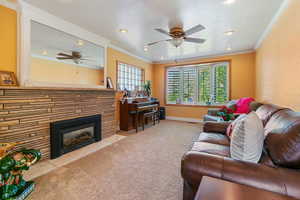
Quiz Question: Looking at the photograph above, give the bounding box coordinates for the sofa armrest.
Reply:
[207,108,220,116]
[203,121,230,134]
[181,151,300,199]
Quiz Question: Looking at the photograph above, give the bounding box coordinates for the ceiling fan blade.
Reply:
[56,57,73,60]
[184,24,205,36]
[154,28,171,37]
[184,37,206,44]
[57,53,73,58]
[148,39,172,46]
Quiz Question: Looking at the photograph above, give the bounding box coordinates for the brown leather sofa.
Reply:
[181,104,300,200]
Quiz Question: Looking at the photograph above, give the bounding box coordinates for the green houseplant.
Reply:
[143,80,152,97]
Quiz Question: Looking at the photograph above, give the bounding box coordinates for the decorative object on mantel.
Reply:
[142,80,152,97]
[0,71,18,86]
[107,77,114,89]
[0,143,41,200]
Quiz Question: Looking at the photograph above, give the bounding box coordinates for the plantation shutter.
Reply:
[198,66,212,104]
[182,67,197,104]
[167,68,182,104]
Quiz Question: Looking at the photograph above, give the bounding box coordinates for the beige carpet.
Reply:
[28,120,201,200]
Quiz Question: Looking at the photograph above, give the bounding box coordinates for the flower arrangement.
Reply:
[217,106,235,121]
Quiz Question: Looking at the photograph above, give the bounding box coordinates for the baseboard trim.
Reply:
[166,116,203,123]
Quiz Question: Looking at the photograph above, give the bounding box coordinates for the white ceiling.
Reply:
[24,0,284,62]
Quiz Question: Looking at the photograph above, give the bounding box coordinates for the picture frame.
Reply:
[106,77,114,89]
[0,71,18,86]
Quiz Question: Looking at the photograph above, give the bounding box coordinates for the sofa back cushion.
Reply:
[255,104,285,126]
[265,109,300,168]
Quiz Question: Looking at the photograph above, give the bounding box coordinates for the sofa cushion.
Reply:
[198,132,230,146]
[255,104,286,126]
[265,109,300,168]
[230,112,264,163]
[192,142,230,157]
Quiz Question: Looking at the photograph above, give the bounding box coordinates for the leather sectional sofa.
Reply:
[181,104,300,200]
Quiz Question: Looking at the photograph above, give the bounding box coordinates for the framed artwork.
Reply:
[107,77,114,89]
[0,71,18,86]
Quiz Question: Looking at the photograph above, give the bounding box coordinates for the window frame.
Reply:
[164,60,231,107]
[116,61,145,91]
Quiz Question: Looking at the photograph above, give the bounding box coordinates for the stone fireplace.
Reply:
[0,87,116,160]
[50,115,101,159]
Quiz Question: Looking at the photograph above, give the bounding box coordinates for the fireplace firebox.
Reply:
[50,115,101,159]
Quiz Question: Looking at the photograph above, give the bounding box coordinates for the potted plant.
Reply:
[143,80,152,99]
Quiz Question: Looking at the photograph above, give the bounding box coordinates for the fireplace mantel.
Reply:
[0,86,115,92]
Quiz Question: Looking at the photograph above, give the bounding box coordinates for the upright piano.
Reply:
[119,98,160,131]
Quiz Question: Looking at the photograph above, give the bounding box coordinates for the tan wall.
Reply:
[106,47,153,124]
[153,52,256,119]
[31,57,104,85]
[256,0,300,110]
[0,5,17,73]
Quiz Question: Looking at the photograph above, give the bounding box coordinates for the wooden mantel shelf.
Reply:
[0,86,115,92]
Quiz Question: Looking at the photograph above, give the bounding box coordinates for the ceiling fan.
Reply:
[56,51,91,64]
[148,24,206,48]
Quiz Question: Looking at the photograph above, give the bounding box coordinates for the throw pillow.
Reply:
[235,97,255,114]
[226,114,247,138]
[230,112,264,163]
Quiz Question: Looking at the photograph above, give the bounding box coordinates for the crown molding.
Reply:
[153,49,255,64]
[0,0,18,10]
[108,44,153,64]
[254,0,290,49]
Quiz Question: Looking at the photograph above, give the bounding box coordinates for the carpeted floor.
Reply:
[28,120,201,200]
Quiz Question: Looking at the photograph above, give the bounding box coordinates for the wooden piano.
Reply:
[119,98,160,132]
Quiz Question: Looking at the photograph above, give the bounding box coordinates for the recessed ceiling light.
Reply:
[224,30,235,36]
[226,47,232,51]
[42,50,48,55]
[223,0,235,5]
[77,40,84,46]
[119,29,128,33]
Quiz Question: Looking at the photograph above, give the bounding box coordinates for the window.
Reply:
[117,62,144,91]
[166,62,230,105]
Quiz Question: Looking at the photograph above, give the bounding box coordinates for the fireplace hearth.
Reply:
[50,115,101,159]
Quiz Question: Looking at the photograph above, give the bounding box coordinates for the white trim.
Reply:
[24,80,106,89]
[0,0,17,10]
[109,44,152,64]
[166,116,203,123]
[254,0,290,49]
[154,49,255,64]
[18,1,109,87]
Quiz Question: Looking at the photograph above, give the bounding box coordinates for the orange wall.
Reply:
[0,5,17,73]
[153,52,256,119]
[30,57,104,85]
[106,47,153,124]
[256,0,300,110]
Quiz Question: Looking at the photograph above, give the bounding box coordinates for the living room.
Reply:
[0,0,299,199]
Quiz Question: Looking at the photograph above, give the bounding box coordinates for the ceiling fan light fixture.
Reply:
[171,38,184,48]
[144,46,148,52]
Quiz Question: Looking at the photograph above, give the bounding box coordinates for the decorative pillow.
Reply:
[226,114,247,138]
[230,112,264,163]
[235,97,255,114]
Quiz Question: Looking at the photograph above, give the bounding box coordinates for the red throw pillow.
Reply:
[235,97,255,114]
